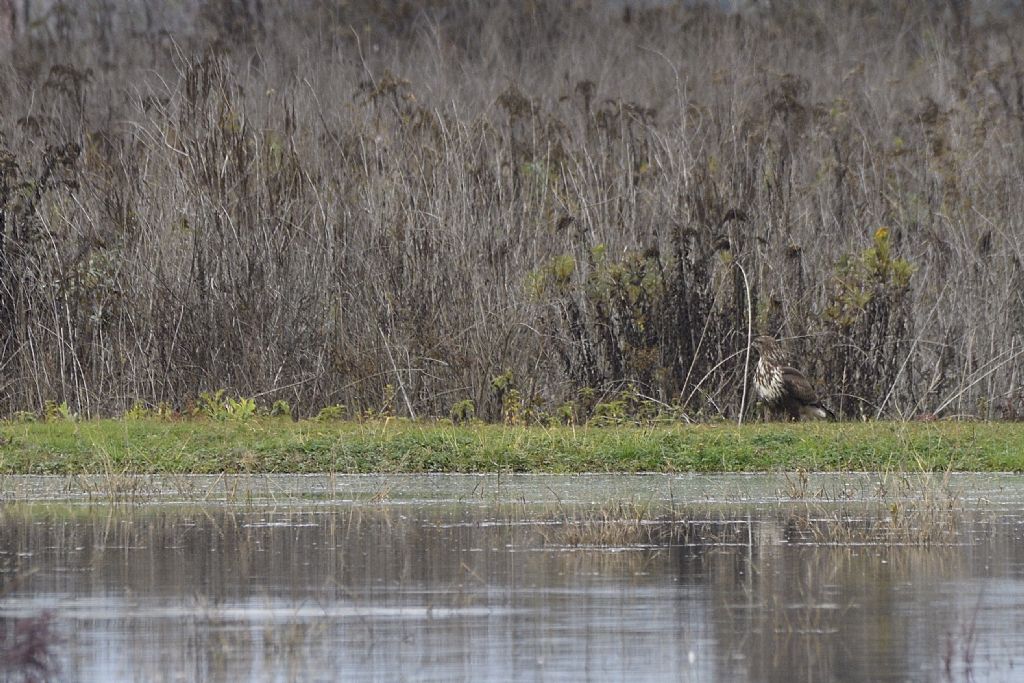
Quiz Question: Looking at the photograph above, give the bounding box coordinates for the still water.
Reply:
[1,473,1023,682]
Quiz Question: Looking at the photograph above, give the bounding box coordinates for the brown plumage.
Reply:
[751,336,836,421]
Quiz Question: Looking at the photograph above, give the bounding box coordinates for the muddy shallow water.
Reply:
[1,473,1022,682]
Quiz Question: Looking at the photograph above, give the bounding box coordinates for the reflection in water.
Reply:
[0,474,1021,681]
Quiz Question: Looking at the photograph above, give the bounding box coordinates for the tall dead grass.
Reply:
[1,1,1023,421]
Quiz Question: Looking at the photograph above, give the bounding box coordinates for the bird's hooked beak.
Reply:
[751,336,775,355]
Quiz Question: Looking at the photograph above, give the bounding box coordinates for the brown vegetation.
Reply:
[0,610,58,681]
[1,1,1023,421]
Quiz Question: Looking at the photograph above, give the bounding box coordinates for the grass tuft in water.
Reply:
[783,465,963,545]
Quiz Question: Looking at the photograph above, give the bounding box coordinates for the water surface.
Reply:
[1,473,1021,681]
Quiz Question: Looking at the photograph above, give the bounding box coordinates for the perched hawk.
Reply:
[751,336,836,421]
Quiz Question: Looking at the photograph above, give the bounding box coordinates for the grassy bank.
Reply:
[0,419,1022,475]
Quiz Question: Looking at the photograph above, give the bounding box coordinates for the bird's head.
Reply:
[752,336,784,360]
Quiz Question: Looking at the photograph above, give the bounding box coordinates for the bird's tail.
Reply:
[800,404,837,421]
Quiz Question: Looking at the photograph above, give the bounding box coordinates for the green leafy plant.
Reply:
[315,404,347,422]
[490,371,542,425]
[554,401,577,425]
[827,227,914,329]
[824,227,916,418]
[527,254,576,298]
[123,402,151,420]
[154,402,175,420]
[591,398,627,425]
[450,399,476,424]
[43,401,74,422]
[224,396,257,421]
[269,400,292,418]
[194,391,258,421]
[195,390,228,420]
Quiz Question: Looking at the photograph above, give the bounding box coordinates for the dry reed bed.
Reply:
[0,1,1022,422]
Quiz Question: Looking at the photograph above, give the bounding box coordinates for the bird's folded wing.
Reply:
[780,366,820,404]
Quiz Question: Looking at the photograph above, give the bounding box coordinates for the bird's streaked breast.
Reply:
[754,360,784,403]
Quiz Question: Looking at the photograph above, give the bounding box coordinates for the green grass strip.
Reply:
[0,418,1019,475]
